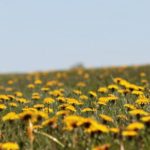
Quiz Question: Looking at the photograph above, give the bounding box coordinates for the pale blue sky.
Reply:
[0,0,150,72]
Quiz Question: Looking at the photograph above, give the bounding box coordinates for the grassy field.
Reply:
[0,65,150,150]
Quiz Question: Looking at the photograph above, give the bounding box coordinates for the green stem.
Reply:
[34,130,65,148]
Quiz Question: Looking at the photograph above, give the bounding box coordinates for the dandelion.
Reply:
[98,87,108,93]
[0,104,7,111]
[126,122,145,131]
[141,116,150,126]
[42,117,57,129]
[1,142,19,150]
[89,91,97,98]
[99,114,114,123]
[2,112,19,121]
[63,115,84,131]
[81,107,95,113]
[43,97,55,104]
[122,130,138,138]
[135,97,150,106]
[129,109,149,118]
[79,95,88,100]
[108,84,119,91]
[124,104,136,110]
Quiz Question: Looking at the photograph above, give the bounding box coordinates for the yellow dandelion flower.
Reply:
[124,104,136,110]
[34,79,42,85]
[66,98,83,105]
[89,91,97,98]
[122,130,138,137]
[141,116,150,125]
[73,90,82,95]
[2,112,19,121]
[129,109,149,117]
[44,97,55,104]
[19,110,36,122]
[9,102,18,107]
[0,104,7,111]
[63,115,84,131]
[14,91,23,97]
[117,114,128,121]
[126,122,145,131]
[81,107,95,113]
[99,114,114,123]
[41,87,49,92]
[79,95,88,100]
[135,97,150,105]
[27,84,35,89]
[132,90,143,96]
[76,82,86,87]
[1,142,19,150]
[33,104,45,109]
[42,117,57,128]
[109,128,119,134]
[98,87,108,93]
[56,110,70,116]
[108,84,119,91]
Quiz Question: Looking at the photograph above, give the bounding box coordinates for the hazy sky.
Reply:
[0,0,150,72]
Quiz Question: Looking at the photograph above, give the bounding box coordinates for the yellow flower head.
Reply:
[126,122,145,131]
[2,112,19,121]
[1,142,19,150]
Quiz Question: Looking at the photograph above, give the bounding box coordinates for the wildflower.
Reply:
[2,112,19,121]
[32,93,40,100]
[1,142,19,150]
[9,102,18,107]
[135,97,150,106]
[76,82,86,87]
[41,87,49,92]
[19,110,36,122]
[43,107,53,113]
[33,104,45,110]
[27,84,35,89]
[56,110,70,116]
[89,91,97,98]
[73,90,82,95]
[16,98,29,104]
[124,104,136,110]
[85,120,109,134]
[126,122,145,131]
[34,79,42,85]
[44,97,55,104]
[109,128,119,134]
[117,114,128,121]
[99,114,114,123]
[108,84,119,91]
[42,117,57,128]
[122,130,138,137]
[48,90,63,97]
[81,107,95,113]
[141,116,150,125]
[132,90,143,96]
[14,91,23,97]
[0,104,7,111]
[63,115,84,131]
[57,97,66,103]
[98,87,108,93]
[129,109,149,117]
[66,98,83,105]
[79,95,88,100]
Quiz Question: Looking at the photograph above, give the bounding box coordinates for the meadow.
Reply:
[0,65,150,150]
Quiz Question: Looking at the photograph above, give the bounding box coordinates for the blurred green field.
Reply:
[0,65,150,150]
